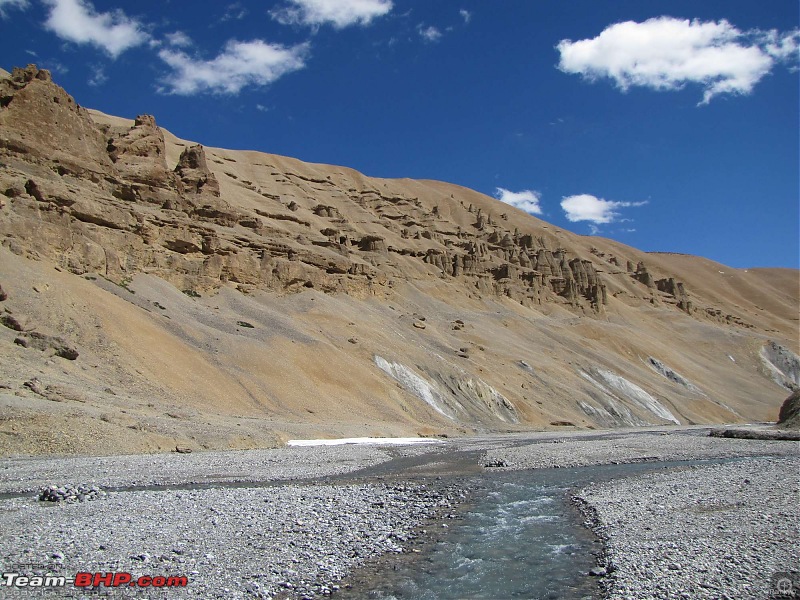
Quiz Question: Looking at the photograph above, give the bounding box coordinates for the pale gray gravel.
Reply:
[481,429,799,470]
[574,456,800,600]
[0,445,400,494]
[0,428,796,599]
[0,481,463,599]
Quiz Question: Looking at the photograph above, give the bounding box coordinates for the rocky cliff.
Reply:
[1,65,798,455]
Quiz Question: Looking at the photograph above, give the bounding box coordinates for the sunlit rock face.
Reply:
[0,65,796,455]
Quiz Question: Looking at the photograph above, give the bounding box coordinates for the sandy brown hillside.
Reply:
[0,65,798,456]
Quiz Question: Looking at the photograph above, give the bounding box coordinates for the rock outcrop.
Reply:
[0,65,648,313]
[777,390,800,429]
[761,341,800,391]
[14,331,79,360]
[0,65,114,177]
[0,66,786,326]
[105,113,180,207]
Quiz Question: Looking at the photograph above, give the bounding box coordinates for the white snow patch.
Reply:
[728,355,736,363]
[582,369,680,424]
[287,437,443,447]
[374,356,455,419]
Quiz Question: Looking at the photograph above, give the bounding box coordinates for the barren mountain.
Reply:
[0,65,797,456]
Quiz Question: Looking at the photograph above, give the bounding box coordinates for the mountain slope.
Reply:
[0,65,797,455]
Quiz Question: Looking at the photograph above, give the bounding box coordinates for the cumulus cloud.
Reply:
[164,31,192,48]
[557,17,800,104]
[761,28,800,61]
[0,0,28,18]
[158,39,309,95]
[560,194,646,224]
[271,0,392,29]
[418,24,442,43]
[43,0,149,58]
[495,188,543,215]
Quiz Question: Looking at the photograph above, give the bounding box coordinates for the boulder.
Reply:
[1,313,34,331]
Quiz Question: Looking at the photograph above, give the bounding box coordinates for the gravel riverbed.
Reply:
[0,428,796,599]
[0,445,403,493]
[0,480,464,599]
[480,428,799,470]
[574,456,800,600]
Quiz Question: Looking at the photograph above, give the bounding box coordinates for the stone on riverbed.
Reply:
[38,484,106,502]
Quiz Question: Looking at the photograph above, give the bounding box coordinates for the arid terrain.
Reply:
[0,63,798,600]
[0,64,798,457]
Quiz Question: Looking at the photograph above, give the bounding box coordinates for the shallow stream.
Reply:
[342,459,736,600]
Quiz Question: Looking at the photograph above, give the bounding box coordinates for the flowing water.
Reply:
[344,460,732,600]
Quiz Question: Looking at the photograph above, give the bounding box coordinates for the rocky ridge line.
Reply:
[0,64,724,323]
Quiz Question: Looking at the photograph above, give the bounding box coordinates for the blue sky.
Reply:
[1,0,798,269]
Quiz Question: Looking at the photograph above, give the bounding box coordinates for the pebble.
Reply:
[0,445,397,494]
[3,430,797,600]
[574,457,800,600]
[38,483,105,503]
[3,480,463,599]
[481,430,799,471]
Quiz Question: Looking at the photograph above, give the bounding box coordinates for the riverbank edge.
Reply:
[569,454,800,600]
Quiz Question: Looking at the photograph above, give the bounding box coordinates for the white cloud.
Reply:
[222,2,247,22]
[0,0,28,18]
[495,188,543,215]
[158,39,309,95]
[43,0,149,58]
[560,194,646,224]
[418,24,442,43]
[557,17,800,104]
[459,9,471,24]
[164,31,192,48]
[87,65,107,86]
[761,28,800,61]
[271,0,392,29]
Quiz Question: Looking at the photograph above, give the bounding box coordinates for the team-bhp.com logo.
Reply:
[2,572,188,589]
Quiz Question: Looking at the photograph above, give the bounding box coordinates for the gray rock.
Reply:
[14,331,78,360]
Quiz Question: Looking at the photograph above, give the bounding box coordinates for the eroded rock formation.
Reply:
[0,65,777,336]
[0,64,797,453]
